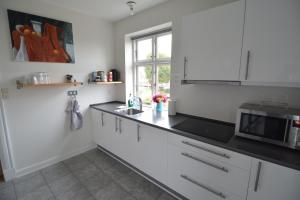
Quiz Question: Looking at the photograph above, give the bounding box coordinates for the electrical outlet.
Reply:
[0,88,9,99]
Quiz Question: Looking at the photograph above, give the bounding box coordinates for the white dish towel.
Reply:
[66,99,83,130]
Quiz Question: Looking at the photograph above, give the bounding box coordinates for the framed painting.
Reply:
[7,9,75,63]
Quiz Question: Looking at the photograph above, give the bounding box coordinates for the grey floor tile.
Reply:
[63,155,92,172]
[94,182,133,200]
[93,155,119,171]
[48,174,80,196]
[41,162,71,184]
[103,162,132,181]
[55,184,93,200]
[14,173,46,198]
[13,171,41,184]
[0,181,16,200]
[129,179,164,200]
[81,170,113,194]
[157,192,179,200]
[117,171,144,193]
[17,185,54,200]
[83,149,107,162]
[73,163,100,181]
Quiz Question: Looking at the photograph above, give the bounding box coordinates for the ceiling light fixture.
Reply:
[127,1,136,16]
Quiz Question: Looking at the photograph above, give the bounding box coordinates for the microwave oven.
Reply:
[235,103,300,150]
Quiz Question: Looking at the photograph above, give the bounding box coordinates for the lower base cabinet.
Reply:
[247,159,300,200]
[91,109,300,200]
[167,144,249,200]
[91,110,167,185]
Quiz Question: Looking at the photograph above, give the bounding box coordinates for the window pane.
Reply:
[137,65,153,105]
[157,64,171,102]
[157,34,172,59]
[137,38,152,61]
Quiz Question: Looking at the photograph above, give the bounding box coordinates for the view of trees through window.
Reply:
[134,32,172,106]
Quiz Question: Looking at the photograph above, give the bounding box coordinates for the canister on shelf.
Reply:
[108,72,113,82]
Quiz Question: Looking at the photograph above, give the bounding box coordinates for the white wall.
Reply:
[0,0,117,176]
[114,0,300,123]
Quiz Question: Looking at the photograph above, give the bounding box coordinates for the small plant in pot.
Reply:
[152,94,167,112]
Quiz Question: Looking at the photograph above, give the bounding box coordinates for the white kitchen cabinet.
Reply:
[91,110,116,151]
[241,0,300,85]
[181,0,244,81]
[167,134,251,200]
[247,159,300,200]
[113,116,140,167]
[136,124,168,184]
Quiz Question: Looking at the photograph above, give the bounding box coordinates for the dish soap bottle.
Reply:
[128,94,133,108]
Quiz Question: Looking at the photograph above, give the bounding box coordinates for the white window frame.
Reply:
[132,31,172,106]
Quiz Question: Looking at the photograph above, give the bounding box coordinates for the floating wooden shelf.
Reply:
[17,82,83,89]
[88,81,123,85]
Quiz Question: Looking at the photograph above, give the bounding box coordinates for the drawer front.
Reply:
[167,166,244,200]
[168,133,251,170]
[168,144,250,198]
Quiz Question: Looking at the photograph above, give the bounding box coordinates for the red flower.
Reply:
[152,94,168,103]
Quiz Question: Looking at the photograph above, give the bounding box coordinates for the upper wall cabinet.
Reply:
[182,0,244,81]
[241,0,300,85]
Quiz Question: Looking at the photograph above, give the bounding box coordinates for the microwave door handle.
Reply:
[283,119,291,143]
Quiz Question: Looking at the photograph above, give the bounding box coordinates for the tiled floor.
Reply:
[0,148,178,200]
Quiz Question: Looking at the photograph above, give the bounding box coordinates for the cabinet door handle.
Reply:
[184,56,188,80]
[101,112,104,127]
[254,161,262,192]
[181,175,226,199]
[245,50,251,80]
[181,152,228,173]
[182,141,230,159]
[137,124,141,142]
[115,117,118,132]
[119,118,122,134]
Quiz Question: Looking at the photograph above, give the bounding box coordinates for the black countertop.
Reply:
[90,101,300,171]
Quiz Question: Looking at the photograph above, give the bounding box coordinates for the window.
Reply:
[133,31,172,106]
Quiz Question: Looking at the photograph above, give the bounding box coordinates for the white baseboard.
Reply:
[14,143,96,178]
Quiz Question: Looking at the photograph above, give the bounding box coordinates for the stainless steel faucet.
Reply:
[133,96,143,111]
[138,97,142,111]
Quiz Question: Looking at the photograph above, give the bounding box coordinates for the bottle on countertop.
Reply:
[128,94,133,108]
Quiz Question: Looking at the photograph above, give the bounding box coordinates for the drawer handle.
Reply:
[182,141,230,159]
[254,161,262,192]
[119,118,122,134]
[181,153,229,173]
[137,124,141,142]
[115,117,118,132]
[181,175,226,199]
[101,112,104,127]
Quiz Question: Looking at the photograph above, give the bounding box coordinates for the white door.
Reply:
[114,117,139,167]
[136,124,168,184]
[182,0,244,81]
[241,0,300,84]
[91,111,117,152]
[247,159,300,200]
[90,109,102,146]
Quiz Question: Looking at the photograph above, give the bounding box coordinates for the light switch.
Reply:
[1,88,9,99]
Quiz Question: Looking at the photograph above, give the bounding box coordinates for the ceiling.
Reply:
[41,0,169,22]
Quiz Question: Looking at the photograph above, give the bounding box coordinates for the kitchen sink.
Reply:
[114,108,143,115]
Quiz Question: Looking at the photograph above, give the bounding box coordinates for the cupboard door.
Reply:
[114,117,139,167]
[247,159,300,200]
[137,124,168,184]
[182,0,244,81]
[98,112,116,151]
[241,0,300,84]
